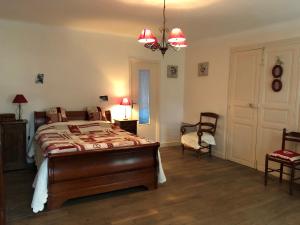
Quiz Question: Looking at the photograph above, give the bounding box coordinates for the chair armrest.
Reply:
[180,122,200,135]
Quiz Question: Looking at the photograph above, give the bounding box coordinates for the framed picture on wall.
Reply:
[167,65,178,78]
[198,62,209,76]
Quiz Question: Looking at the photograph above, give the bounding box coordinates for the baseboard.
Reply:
[160,141,181,148]
[212,151,225,159]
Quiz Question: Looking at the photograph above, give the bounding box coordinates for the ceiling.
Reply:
[1,0,300,41]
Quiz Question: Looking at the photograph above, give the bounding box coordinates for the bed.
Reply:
[30,111,165,213]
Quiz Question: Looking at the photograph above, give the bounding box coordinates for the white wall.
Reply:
[0,20,185,146]
[184,18,300,158]
[160,50,185,146]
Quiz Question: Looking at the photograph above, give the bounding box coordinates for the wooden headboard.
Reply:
[34,110,112,131]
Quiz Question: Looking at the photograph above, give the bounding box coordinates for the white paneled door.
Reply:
[255,45,300,171]
[227,49,263,168]
[228,43,300,171]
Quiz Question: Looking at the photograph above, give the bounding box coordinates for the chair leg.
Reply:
[279,163,283,183]
[197,150,201,158]
[181,144,185,156]
[289,164,295,195]
[208,145,212,157]
[264,155,269,186]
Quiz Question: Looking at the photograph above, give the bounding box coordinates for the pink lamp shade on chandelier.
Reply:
[170,41,188,48]
[138,29,156,43]
[137,0,187,55]
[168,28,186,43]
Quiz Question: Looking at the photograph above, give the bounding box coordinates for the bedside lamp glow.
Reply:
[12,94,28,120]
[120,97,130,120]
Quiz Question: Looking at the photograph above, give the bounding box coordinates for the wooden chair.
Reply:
[180,112,219,157]
[264,128,300,195]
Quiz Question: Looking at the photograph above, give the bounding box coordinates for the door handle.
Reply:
[248,103,257,109]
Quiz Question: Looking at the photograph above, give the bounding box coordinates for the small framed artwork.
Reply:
[272,65,283,78]
[167,65,178,78]
[198,62,209,76]
[272,79,282,92]
[35,73,44,84]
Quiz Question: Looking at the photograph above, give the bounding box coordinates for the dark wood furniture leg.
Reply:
[264,155,268,186]
[289,164,295,195]
[209,145,212,157]
[181,144,185,156]
[279,163,283,183]
[0,127,5,225]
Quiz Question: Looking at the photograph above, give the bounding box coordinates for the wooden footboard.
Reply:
[47,143,160,210]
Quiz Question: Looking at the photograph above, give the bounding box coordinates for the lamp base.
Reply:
[16,104,22,121]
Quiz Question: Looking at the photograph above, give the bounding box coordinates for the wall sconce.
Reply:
[99,95,108,101]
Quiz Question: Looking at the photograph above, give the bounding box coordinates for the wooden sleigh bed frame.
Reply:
[34,110,160,210]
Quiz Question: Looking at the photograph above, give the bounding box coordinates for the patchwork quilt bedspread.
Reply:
[31,121,166,213]
[35,121,154,157]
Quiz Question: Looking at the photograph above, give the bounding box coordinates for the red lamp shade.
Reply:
[168,28,186,43]
[170,41,188,48]
[12,94,28,104]
[138,29,156,43]
[120,97,130,106]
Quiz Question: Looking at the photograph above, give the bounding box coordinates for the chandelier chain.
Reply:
[162,0,166,48]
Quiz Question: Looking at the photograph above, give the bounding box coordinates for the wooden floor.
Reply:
[4,146,300,225]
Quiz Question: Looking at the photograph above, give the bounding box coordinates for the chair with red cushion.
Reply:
[264,128,300,195]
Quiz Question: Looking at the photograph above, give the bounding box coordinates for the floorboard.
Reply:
[4,146,300,225]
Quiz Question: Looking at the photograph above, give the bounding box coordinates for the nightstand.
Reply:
[0,131,4,225]
[0,120,27,171]
[115,119,138,135]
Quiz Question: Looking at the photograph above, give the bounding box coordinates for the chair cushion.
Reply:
[181,131,216,150]
[269,150,300,162]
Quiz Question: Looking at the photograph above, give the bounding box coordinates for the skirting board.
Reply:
[213,150,225,159]
[160,141,181,148]
[160,142,226,160]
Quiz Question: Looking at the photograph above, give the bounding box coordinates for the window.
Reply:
[138,69,150,124]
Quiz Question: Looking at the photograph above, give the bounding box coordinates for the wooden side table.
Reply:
[0,126,5,225]
[115,119,138,135]
[0,120,27,171]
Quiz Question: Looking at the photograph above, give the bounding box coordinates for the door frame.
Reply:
[129,57,161,141]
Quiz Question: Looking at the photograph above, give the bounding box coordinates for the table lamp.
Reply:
[120,97,130,120]
[12,94,28,120]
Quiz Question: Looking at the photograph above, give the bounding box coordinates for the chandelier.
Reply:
[137,0,187,56]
